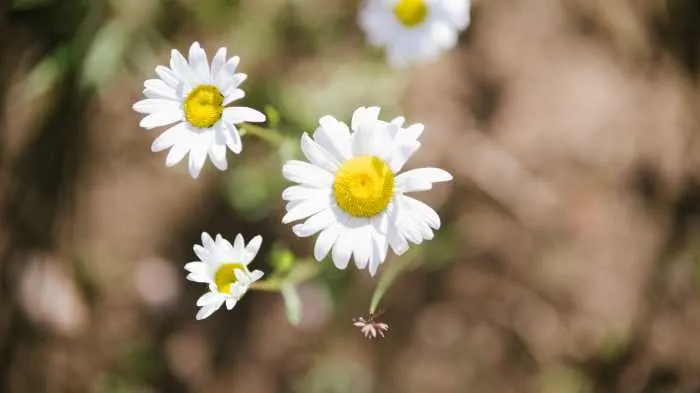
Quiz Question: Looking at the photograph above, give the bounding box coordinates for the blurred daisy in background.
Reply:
[132,42,265,178]
[358,0,471,67]
[184,232,264,320]
[281,106,452,276]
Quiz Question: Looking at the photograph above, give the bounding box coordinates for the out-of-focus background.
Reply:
[2,0,700,392]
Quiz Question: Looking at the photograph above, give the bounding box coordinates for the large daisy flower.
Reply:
[133,42,266,178]
[358,0,471,67]
[184,232,264,320]
[281,106,452,276]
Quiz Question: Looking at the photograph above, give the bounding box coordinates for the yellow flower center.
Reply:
[184,84,224,128]
[393,0,428,27]
[213,263,246,294]
[333,156,394,217]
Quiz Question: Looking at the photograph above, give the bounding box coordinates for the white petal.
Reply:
[396,167,453,192]
[223,107,266,124]
[155,65,179,89]
[403,196,441,229]
[390,116,405,128]
[185,261,206,273]
[170,49,192,82]
[282,185,326,201]
[388,141,421,173]
[370,231,389,275]
[202,232,215,249]
[301,133,340,173]
[193,245,211,263]
[224,123,243,154]
[207,142,227,171]
[210,47,227,82]
[188,42,210,82]
[430,21,458,49]
[139,109,183,129]
[352,227,372,270]
[215,235,236,260]
[368,258,380,276]
[243,235,263,264]
[388,228,409,256]
[399,217,424,245]
[292,208,337,237]
[351,106,380,133]
[222,56,240,77]
[196,299,224,320]
[331,229,353,269]
[350,106,366,131]
[196,291,220,306]
[165,139,192,167]
[151,122,188,152]
[143,79,178,100]
[187,134,209,179]
[223,89,245,105]
[371,211,390,234]
[282,160,334,188]
[225,297,237,310]
[351,106,381,156]
[185,262,210,283]
[249,269,264,282]
[233,268,248,284]
[314,223,342,261]
[186,272,209,283]
[403,123,424,140]
[233,234,244,253]
[231,73,247,86]
[314,116,352,161]
[282,195,331,224]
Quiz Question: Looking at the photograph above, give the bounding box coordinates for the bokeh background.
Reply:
[3,0,700,392]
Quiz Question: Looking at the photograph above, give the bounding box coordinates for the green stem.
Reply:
[369,249,419,314]
[250,261,321,292]
[241,123,286,146]
[251,280,283,292]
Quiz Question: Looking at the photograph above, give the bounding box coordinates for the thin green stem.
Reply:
[241,123,287,146]
[251,280,283,292]
[369,249,419,314]
[250,260,321,292]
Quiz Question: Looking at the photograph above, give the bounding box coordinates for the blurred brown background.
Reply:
[2,0,700,392]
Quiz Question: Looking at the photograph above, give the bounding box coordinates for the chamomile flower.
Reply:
[281,106,452,276]
[133,42,266,178]
[184,232,264,320]
[358,0,471,67]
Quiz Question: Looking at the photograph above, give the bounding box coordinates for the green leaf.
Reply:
[281,283,302,326]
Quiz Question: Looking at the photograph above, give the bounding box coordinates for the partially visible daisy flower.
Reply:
[133,42,266,178]
[358,0,471,67]
[353,314,389,339]
[184,232,264,320]
[281,106,452,276]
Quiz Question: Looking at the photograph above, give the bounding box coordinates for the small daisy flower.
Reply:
[133,42,266,178]
[184,232,264,320]
[281,106,452,276]
[353,314,390,339]
[358,0,471,67]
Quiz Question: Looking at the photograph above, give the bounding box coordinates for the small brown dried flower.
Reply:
[353,312,389,339]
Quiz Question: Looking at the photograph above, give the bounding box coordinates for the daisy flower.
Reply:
[184,232,264,320]
[358,0,471,67]
[281,106,452,276]
[133,42,266,178]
